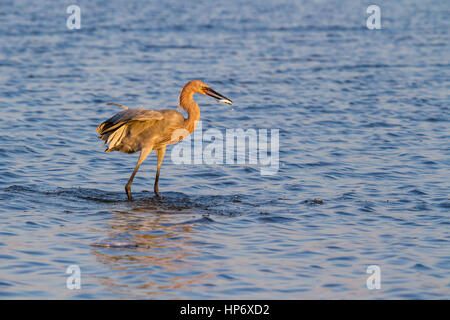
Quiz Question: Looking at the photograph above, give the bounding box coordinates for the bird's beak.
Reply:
[204,87,232,105]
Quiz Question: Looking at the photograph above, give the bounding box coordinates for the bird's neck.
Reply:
[179,89,200,134]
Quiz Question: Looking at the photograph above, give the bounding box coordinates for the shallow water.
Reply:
[0,0,449,299]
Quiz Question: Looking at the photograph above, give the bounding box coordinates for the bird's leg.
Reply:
[154,146,166,196]
[125,148,151,201]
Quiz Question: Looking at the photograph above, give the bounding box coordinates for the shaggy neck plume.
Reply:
[179,87,200,134]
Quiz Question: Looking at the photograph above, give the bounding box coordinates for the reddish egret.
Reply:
[96,80,232,200]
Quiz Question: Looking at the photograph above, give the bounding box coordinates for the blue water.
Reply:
[0,0,449,299]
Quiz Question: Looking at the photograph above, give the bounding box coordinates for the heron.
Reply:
[96,80,232,200]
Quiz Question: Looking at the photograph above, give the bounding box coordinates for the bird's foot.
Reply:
[125,185,133,201]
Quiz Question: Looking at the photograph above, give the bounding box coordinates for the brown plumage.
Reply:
[96,80,232,200]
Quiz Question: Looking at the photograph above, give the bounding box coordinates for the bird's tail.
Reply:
[99,125,128,152]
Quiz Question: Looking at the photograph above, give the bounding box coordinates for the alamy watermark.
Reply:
[366,265,381,290]
[66,5,81,30]
[169,121,279,175]
[66,265,81,290]
[366,5,381,30]
[66,4,381,31]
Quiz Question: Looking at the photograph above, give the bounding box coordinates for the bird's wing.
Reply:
[97,108,164,135]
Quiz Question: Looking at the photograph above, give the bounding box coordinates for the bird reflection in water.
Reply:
[90,203,214,297]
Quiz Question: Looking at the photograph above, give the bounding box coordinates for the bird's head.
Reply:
[185,80,232,105]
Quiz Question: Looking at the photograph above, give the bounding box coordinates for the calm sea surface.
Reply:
[0,0,449,299]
